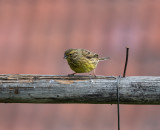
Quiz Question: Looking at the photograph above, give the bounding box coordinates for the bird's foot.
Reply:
[68,73,76,76]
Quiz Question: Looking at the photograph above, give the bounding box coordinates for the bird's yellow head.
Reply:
[64,49,77,60]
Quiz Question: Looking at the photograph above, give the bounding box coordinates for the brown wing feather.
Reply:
[81,49,98,59]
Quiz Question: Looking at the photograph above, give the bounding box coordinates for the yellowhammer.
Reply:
[64,49,110,76]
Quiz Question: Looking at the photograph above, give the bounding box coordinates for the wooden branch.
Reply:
[0,74,160,104]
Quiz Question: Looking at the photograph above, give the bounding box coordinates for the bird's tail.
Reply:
[99,57,110,61]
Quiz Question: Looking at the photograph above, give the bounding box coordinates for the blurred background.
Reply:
[0,0,160,130]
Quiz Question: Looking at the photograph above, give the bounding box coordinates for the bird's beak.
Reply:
[64,54,67,59]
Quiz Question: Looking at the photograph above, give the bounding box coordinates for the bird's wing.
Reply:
[81,49,98,59]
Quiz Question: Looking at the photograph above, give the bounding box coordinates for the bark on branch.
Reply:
[0,74,160,104]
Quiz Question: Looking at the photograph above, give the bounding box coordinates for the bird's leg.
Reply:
[88,70,96,79]
[89,73,92,78]
[93,69,96,77]
[89,73,94,83]
[68,73,76,76]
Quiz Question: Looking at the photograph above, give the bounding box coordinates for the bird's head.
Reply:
[64,49,77,60]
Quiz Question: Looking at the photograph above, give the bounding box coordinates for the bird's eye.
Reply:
[69,54,72,56]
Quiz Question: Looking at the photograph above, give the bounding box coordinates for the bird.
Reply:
[64,48,110,76]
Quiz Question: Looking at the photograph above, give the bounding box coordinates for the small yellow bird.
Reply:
[64,49,110,76]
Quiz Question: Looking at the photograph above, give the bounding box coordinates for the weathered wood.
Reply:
[0,74,160,104]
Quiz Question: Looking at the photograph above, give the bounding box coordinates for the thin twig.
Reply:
[123,47,129,77]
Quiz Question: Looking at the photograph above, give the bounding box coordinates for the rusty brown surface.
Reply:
[0,0,160,130]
